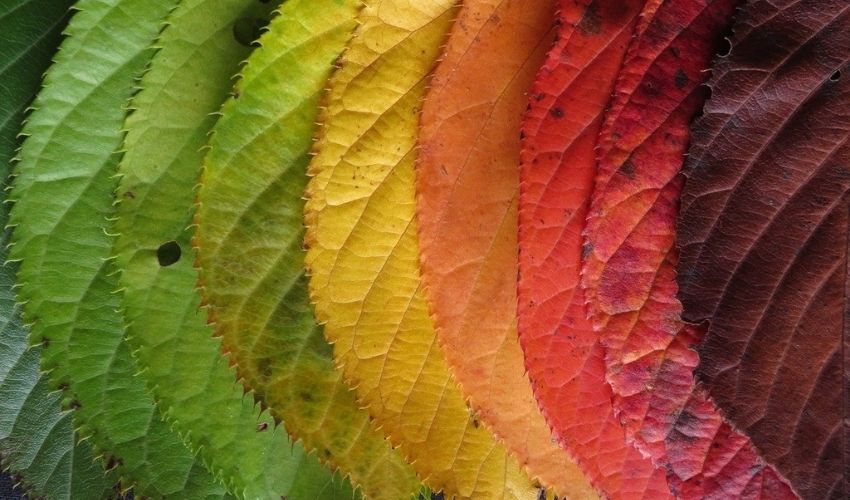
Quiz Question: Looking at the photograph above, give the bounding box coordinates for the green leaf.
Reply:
[112,0,357,497]
[0,2,113,498]
[194,1,422,497]
[8,0,229,496]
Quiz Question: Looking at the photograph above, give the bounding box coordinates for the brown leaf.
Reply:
[678,2,850,498]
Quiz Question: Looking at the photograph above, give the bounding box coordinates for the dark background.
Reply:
[0,473,23,499]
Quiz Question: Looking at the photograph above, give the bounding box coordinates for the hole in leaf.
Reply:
[717,37,731,57]
[830,70,841,82]
[157,241,181,267]
[232,17,269,47]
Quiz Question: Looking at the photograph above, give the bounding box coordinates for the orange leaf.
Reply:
[415,1,597,497]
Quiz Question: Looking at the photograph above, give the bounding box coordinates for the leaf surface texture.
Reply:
[8,0,228,496]
[517,1,672,498]
[677,1,850,497]
[581,0,795,497]
[414,0,595,497]
[0,2,112,497]
[304,1,540,497]
[111,0,356,498]
[193,1,422,498]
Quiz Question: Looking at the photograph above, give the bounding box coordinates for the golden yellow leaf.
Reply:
[305,0,540,497]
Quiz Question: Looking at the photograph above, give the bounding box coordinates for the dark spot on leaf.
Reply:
[674,69,689,89]
[256,422,269,432]
[581,243,593,258]
[257,357,273,379]
[41,337,49,348]
[577,1,601,34]
[299,390,313,402]
[830,70,841,82]
[123,190,135,199]
[550,107,564,119]
[157,241,181,267]
[69,399,81,410]
[619,160,636,179]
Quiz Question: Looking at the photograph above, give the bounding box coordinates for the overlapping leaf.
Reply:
[517,1,672,498]
[677,1,850,497]
[414,1,595,497]
[111,1,355,498]
[7,0,228,496]
[304,1,543,497]
[193,1,422,498]
[0,2,112,498]
[581,0,795,496]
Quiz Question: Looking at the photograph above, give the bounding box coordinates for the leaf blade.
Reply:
[414,1,597,496]
[8,0,229,496]
[193,1,423,497]
[677,1,850,497]
[582,0,796,497]
[0,2,113,497]
[304,1,540,497]
[517,1,672,498]
[112,0,359,497]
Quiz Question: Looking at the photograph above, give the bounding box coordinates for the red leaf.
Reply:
[517,1,672,498]
[581,0,797,497]
[677,2,850,498]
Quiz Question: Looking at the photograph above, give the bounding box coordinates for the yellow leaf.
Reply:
[304,0,539,497]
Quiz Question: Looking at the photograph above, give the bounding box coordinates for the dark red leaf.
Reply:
[582,0,797,497]
[677,1,850,498]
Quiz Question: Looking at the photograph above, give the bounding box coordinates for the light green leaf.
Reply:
[8,0,229,496]
[0,2,113,498]
[112,0,356,498]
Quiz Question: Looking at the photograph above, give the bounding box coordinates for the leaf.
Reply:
[0,324,113,500]
[111,1,356,498]
[516,1,673,498]
[581,0,796,497]
[304,0,541,497]
[413,1,595,497]
[8,0,230,496]
[193,1,422,497]
[0,2,113,498]
[676,2,850,498]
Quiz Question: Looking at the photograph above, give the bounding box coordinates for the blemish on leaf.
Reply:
[674,69,689,89]
[577,1,601,34]
[156,241,181,267]
[619,160,636,179]
[550,106,564,119]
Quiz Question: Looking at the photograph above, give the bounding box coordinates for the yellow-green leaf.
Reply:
[194,1,421,497]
